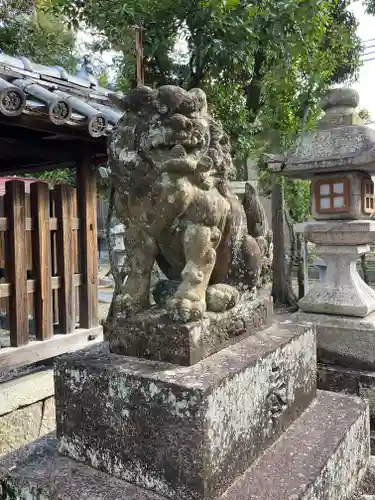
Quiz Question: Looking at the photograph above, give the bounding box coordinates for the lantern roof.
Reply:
[267,88,375,178]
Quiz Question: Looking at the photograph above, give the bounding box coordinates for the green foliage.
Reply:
[359,108,374,125]
[205,82,259,178]
[0,0,78,72]
[49,0,360,173]
[284,179,311,223]
[364,0,375,15]
[23,168,76,186]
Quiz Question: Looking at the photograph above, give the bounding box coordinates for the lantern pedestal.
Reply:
[296,220,375,318]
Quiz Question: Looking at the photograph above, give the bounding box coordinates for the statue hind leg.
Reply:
[205,234,261,313]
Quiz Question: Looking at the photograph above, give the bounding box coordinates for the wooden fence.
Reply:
[0,175,101,372]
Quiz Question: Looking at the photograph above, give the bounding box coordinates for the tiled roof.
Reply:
[0,53,123,138]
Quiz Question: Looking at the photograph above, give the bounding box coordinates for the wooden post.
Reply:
[30,182,53,340]
[55,184,75,334]
[77,145,99,328]
[134,26,144,86]
[4,180,28,346]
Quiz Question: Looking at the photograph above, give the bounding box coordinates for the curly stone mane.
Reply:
[108,85,236,197]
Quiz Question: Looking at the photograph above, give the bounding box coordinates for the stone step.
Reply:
[0,392,369,500]
[55,323,316,500]
[221,391,369,500]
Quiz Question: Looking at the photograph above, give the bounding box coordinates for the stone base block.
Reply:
[109,296,273,365]
[55,323,316,500]
[290,311,375,370]
[0,392,369,500]
[318,362,375,453]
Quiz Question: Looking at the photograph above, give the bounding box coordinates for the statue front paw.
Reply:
[167,291,206,322]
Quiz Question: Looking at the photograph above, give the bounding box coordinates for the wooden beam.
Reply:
[4,180,28,347]
[0,326,103,372]
[30,182,53,341]
[55,184,76,334]
[0,218,79,232]
[0,275,82,298]
[77,145,99,328]
[0,136,82,158]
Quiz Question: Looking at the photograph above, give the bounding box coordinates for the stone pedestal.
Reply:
[109,296,273,365]
[55,324,316,500]
[295,220,375,317]
[0,313,371,500]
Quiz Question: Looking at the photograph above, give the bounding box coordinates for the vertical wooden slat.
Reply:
[30,182,53,340]
[0,196,5,316]
[55,184,75,334]
[77,146,99,328]
[25,193,32,271]
[4,180,28,347]
[71,189,79,326]
[50,190,59,326]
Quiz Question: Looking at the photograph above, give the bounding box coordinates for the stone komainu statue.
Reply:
[108,85,268,322]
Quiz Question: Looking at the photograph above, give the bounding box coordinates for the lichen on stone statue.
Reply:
[107,85,269,323]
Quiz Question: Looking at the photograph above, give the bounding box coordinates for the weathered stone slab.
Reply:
[353,457,375,498]
[109,296,273,365]
[221,391,369,500]
[317,362,375,453]
[290,311,375,370]
[0,369,54,417]
[0,392,369,500]
[55,323,316,500]
[0,397,55,457]
[0,435,165,500]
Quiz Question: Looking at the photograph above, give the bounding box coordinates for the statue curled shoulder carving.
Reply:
[107,85,268,323]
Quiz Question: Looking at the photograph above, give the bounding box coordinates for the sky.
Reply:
[351,1,375,114]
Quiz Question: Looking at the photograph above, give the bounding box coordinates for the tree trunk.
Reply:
[271,175,298,310]
[296,234,305,299]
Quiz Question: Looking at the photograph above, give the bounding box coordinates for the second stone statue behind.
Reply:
[107,85,273,365]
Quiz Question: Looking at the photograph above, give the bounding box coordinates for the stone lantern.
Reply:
[269,88,375,319]
[268,88,375,438]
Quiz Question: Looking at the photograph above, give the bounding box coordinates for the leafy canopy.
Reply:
[0,0,78,72]
[364,0,375,14]
[49,0,360,173]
